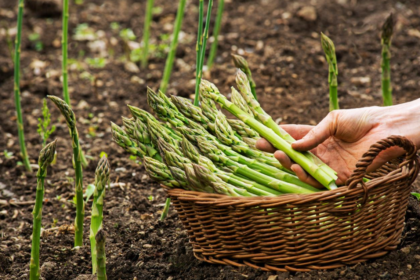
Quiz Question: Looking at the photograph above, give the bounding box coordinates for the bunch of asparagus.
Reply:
[112,71,338,198]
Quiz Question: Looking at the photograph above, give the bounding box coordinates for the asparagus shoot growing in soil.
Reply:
[320,32,339,111]
[90,156,110,274]
[141,0,154,68]
[207,0,224,70]
[62,0,70,106]
[160,198,171,221]
[95,229,107,280]
[159,0,187,93]
[381,14,394,106]
[200,80,338,190]
[47,95,84,247]
[14,0,32,172]
[37,99,56,147]
[194,0,204,105]
[194,0,214,105]
[29,140,57,280]
[232,54,257,99]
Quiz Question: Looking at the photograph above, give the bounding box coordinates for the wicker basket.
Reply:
[166,135,419,272]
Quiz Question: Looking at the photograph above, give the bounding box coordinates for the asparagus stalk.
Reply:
[127,105,182,140]
[171,95,215,132]
[62,0,70,106]
[232,54,257,99]
[207,0,224,70]
[147,118,180,148]
[14,0,32,172]
[231,86,253,115]
[90,156,110,274]
[47,96,85,246]
[111,122,162,161]
[197,137,318,194]
[181,136,280,196]
[194,0,204,106]
[381,14,394,106]
[200,80,338,190]
[242,137,257,149]
[227,119,259,139]
[159,0,187,93]
[199,93,219,122]
[192,163,253,197]
[234,73,338,183]
[143,157,187,188]
[160,198,171,221]
[141,0,154,68]
[95,229,107,280]
[320,33,339,111]
[194,0,214,105]
[29,140,57,280]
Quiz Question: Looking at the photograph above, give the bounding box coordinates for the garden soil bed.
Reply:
[1,0,420,279]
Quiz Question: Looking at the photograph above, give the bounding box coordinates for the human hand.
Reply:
[256,104,420,187]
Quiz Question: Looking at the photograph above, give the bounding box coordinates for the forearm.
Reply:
[380,98,420,148]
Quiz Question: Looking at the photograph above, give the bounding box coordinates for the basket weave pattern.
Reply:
[167,136,419,271]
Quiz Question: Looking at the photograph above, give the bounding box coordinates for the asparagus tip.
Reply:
[381,13,394,44]
[231,54,249,71]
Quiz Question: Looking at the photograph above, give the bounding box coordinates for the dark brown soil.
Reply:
[1,0,420,279]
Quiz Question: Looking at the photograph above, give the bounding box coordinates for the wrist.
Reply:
[380,98,420,148]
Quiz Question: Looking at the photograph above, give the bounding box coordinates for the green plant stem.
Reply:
[329,69,339,111]
[159,0,187,93]
[90,156,109,274]
[14,0,32,172]
[201,81,337,190]
[194,0,213,105]
[381,44,392,106]
[193,0,204,106]
[62,0,70,106]
[141,0,154,68]
[160,198,171,221]
[47,96,84,246]
[96,229,107,280]
[29,140,56,280]
[207,0,224,70]
[235,73,337,182]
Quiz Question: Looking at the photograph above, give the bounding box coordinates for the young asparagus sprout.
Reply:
[90,156,110,274]
[207,0,225,70]
[62,0,70,106]
[14,0,32,172]
[320,32,339,111]
[231,54,257,99]
[160,198,171,221]
[199,80,338,190]
[381,14,394,106]
[95,229,107,280]
[159,0,187,93]
[47,95,85,246]
[194,0,214,105]
[29,140,57,280]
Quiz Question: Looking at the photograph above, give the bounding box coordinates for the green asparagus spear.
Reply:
[143,157,186,188]
[47,95,85,246]
[320,32,339,111]
[381,14,394,106]
[14,0,32,172]
[90,156,110,274]
[207,0,224,70]
[95,229,107,280]
[141,0,154,68]
[227,119,259,139]
[200,80,338,190]
[231,54,257,99]
[231,86,253,115]
[29,140,57,280]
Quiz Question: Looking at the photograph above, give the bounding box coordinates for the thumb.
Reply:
[292,112,336,151]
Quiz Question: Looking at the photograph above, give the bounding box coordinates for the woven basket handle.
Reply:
[346,135,419,189]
